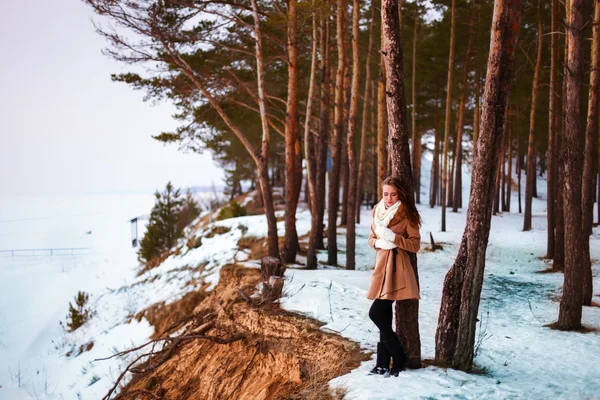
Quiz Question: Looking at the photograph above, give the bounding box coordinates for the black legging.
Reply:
[369,299,395,341]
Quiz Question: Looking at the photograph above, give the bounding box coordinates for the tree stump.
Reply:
[260,257,286,301]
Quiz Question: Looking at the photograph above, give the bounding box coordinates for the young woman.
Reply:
[367,176,421,376]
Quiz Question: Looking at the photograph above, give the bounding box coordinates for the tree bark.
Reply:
[316,12,331,251]
[581,0,600,306]
[546,0,560,258]
[357,3,376,224]
[441,0,456,231]
[453,21,474,212]
[523,0,543,231]
[345,0,361,270]
[557,0,584,330]
[328,0,346,266]
[381,0,421,369]
[411,9,420,203]
[435,0,524,370]
[305,0,320,270]
[283,0,300,263]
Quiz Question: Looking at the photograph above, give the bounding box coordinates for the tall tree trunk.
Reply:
[341,49,351,228]
[453,21,474,212]
[431,88,440,208]
[523,0,543,231]
[381,0,421,368]
[506,108,513,212]
[581,0,600,306]
[283,0,300,263]
[377,5,388,199]
[411,10,420,203]
[328,0,346,266]
[557,0,584,330]
[316,12,331,251]
[345,0,361,270]
[372,80,378,205]
[435,0,524,370]
[547,0,560,258]
[357,3,375,225]
[554,1,570,270]
[305,0,320,270]
[441,0,456,231]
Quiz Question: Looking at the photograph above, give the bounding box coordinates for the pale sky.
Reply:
[0,0,224,196]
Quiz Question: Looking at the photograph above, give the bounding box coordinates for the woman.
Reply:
[367,176,421,376]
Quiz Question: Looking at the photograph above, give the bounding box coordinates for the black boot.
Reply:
[382,335,409,376]
[368,342,391,375]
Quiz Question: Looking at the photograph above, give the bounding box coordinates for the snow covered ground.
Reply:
[281,156,600,400]
[1,155,599,400]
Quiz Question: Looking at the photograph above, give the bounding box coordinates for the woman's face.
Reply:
[382,185,399,207]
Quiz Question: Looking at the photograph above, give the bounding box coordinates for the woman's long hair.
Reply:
[382,176,422,227]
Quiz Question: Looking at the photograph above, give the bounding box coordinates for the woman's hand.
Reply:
[375,239,397,250]
[375,226,396,242]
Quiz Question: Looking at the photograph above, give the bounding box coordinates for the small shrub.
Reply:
[216,201,247,221]
[66,291,92,332]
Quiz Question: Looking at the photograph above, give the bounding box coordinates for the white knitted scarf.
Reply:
[374,199,400,228]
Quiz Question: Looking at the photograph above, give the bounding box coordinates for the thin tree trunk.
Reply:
[547,0,560,258]
[518,128,523,214]
[345,0,361,270]
[501,126,508,211]
[523,0,543,231]
[372,80,378,205]
[328,0,346,266]
[316,12,331,251]
[305,0,319,270]
[506,108,513,212]
[341,48,351,228]
[357,3,375,225]
[431,88,440,208]
[381,0,420,368]
[435,0,524,370]
[581,0,600,306]
[411,10,420,203]
[557,0,584,330]
[453,21,474,212]
[473,64,482,159]
[494,139,502,215]
[283,0,300,263]
[555,1,570,270]
[448,148,455,208]
[441,0,456,231]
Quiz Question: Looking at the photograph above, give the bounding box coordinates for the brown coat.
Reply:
[366,205,421,301]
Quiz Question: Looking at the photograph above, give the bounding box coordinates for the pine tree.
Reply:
[138,182,184,264]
